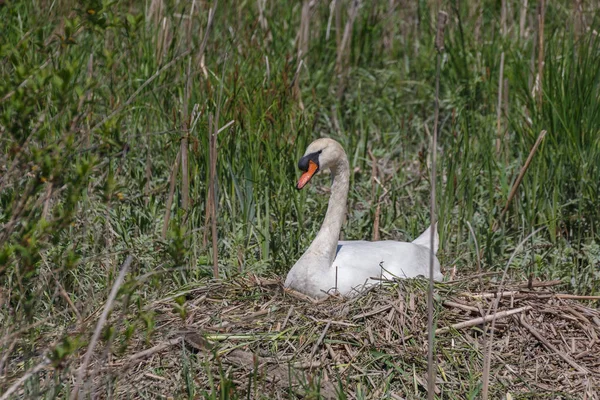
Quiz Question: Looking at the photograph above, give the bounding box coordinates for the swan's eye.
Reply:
[298,151,320,171]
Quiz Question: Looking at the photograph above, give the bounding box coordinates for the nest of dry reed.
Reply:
[90,275,600,399]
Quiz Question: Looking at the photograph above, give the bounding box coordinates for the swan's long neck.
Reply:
[305,157,350,265]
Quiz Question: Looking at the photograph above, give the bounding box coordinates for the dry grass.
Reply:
[28,275,598,399]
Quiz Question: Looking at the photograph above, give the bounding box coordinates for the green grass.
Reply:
[1,0,600,398]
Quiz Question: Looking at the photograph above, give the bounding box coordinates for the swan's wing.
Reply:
[411,223,438,254]
[335,241,442,281]
[336,240,368,256]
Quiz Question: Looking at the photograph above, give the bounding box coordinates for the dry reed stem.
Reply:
[208,114,218,277]
[161,149,181,240]
[493,130,547,231]
[574,0,584,38]
[291,59,305,109]
[373,202,381,241]
[309,320,331,359]
[427,10,447,400]
[503,77,509,159]
[481,227,543,399]
[474,3,483,43]
[528,2,537,92]
[501,0,507,36]
[256,0,271,39]
[42,254,82,323]
[128,338,182,363]
[157,17,172,63]
[465,221,483,294]
[147,0,163,26]
[519,0,528,39]
[281,305,295,329]
[180,3,194,221]
[536,0,545,108]
[382,0,397,52]
[207,56,227,278]
[197,2,218,249]
[368,149,380,241]
[293,0,311,107]
[435,305,532,334]
[41,181,53,220]
[326,0,335,41]
[335,0,360,99]
[463,290,518,299]
[495,52,505,154]
[555,294,600,300]
[144,130,152,206]
[443,300,480,313]
[82,52,94,147]
[297,0,310,60]
[196,2,217,72]
[263,55,270,85]
[335,0,342,50]
[202,115,213,249]
[71,255,133,400]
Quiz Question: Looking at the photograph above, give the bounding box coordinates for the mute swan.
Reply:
[285,138,443,299]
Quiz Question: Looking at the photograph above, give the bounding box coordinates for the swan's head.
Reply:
[296,138,346,190]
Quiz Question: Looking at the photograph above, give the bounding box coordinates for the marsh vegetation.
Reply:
[1,0,600,398]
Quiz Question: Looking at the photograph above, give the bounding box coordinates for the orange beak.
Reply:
[297,160,318,189]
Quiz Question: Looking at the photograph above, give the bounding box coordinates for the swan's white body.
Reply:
[285,138,443,299]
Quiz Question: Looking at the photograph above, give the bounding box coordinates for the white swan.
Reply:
[285,138,443,299]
